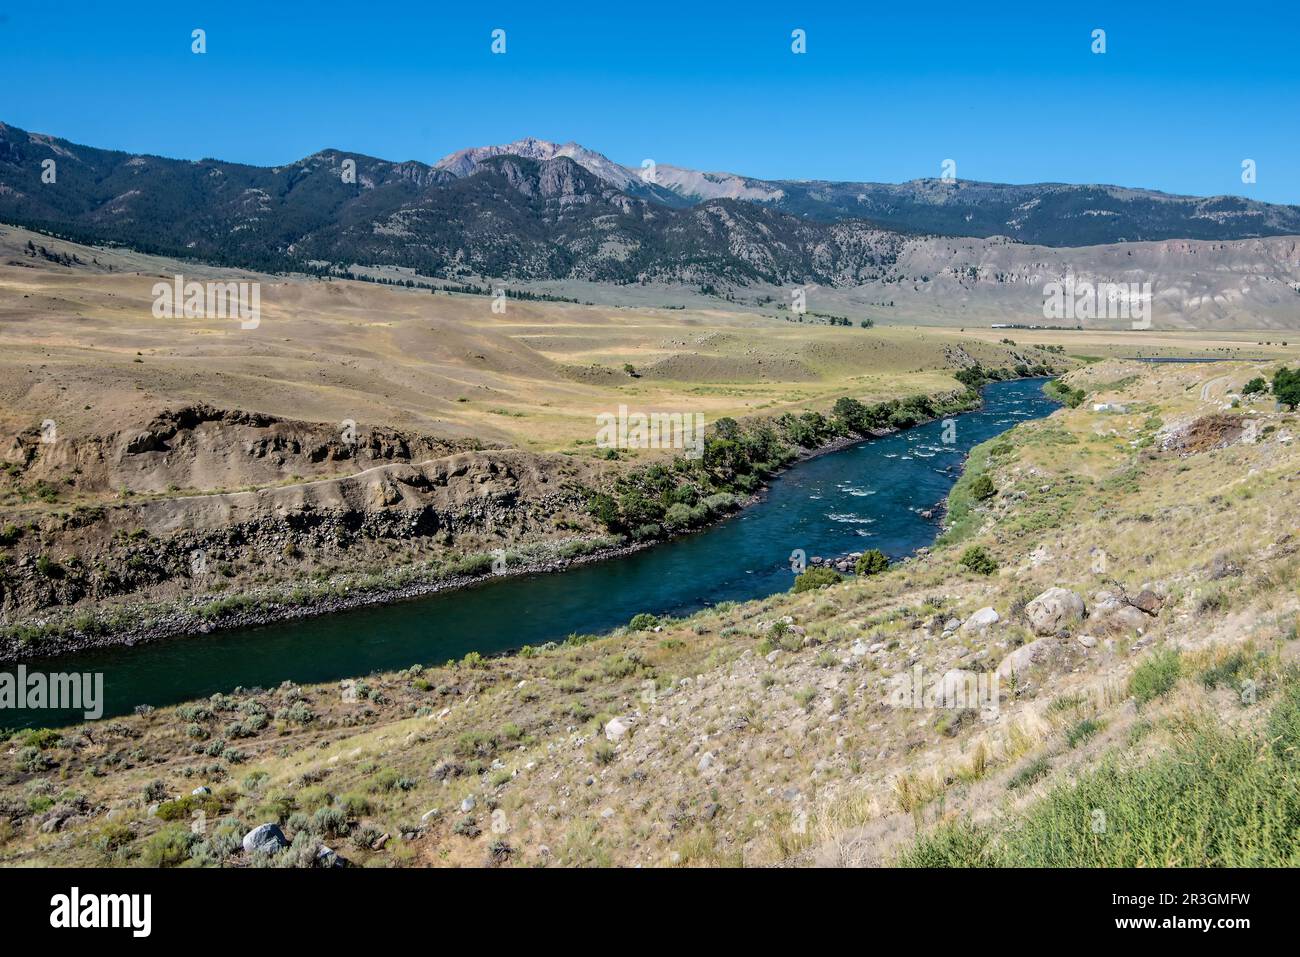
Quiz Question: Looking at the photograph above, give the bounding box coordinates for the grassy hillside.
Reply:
[2,356,1297,867]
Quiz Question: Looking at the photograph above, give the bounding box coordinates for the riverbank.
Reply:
[0,375,1044,664]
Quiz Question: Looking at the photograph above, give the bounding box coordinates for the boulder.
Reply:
[930,669,987,708]
[242,823,288,855]
[40,807,76,834]
[1130,589,1164,615]
[315,845,345,868]
[1024,588,1086,636]
[1088,598,1149,636]
[962,607,1000,632]
[996,637,1059,680]
[604,717,632,742]
[367,479,403,509]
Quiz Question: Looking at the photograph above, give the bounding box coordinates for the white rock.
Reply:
[604,716,632,742]
[995,637,1059,680]
[962,607,1000,632]
[241,823,288,855]
[1025,587,1087,636]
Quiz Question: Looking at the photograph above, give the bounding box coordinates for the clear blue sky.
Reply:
[2,0,1297,202]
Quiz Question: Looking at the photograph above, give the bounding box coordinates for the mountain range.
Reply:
[435,137,1300,247]
[2,122,1300,328]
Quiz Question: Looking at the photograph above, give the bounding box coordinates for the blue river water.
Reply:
[5,378,1058,727]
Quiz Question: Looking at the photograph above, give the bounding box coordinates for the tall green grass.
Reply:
[937,438,1010,547]
[897,676,1300,867]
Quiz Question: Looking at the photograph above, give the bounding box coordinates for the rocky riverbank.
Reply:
[0,534,643,663]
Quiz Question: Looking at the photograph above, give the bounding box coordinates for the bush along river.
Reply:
[6,378,1059,727]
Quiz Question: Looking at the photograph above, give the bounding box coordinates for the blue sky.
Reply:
[2,1,1297,202]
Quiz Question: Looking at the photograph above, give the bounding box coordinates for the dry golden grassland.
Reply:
[4,223,1290,479]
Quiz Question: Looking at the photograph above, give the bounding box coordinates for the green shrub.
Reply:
[792,567,841,593]
[454,730,498,758]
[1045,379,1086,408]
[897,821,1000,867]
[141,826,199,867]
[15,746,51,773]
[959,546,998,575]
[19,728,61,750]
[1242,376,1268,396]
[1065,718,1104,749]
[1129,649,1181,705]
[143,779,169,802]
[628,613,658,631]
[1199,650,1252,694]
[854,549,889,576]
[662,503,693,529]
[1272,367,1300,409]
[273,702,315,725]
[92,822,135,858]
[337,792,371,817]
[1007,756,1051,791]
[311,806,349,838]
[969,474,996,501]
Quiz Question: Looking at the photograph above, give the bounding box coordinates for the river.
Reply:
[4,378,1059,728]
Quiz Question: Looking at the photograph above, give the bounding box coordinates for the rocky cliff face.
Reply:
[5,404,467,495]
[0,407,604,624]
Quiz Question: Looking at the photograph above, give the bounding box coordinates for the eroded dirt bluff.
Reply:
[5,404,471,494]
[0,405,607,621]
